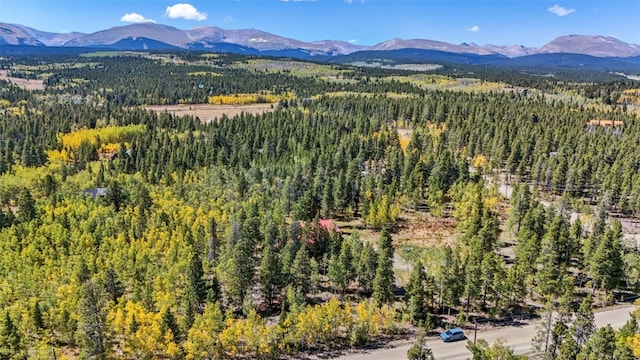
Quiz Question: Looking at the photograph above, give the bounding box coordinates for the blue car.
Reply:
[440,327,466,342]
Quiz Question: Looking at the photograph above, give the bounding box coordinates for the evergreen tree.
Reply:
[407,331,435,360]
[16,187,36,223]
[161,308,180,341]
[576,325,616,360]
[104,180,125,211]
[406,262,428,325]
[549,321,569,359]
[373,229,395,304]
[509,183,532,232]
[258,243,283,307]
[0,311,22,359]
[291,243,312,297]
[357,242,378,292]
[587,223,624,295]
[102,267,124,304]
[189,248,207,308]
[534,215,568,299]
[32,301,44,330]
[328,252,348,294]
[573,294,595,346]
[532,301,555,359]
[556,328,579,360]
[225,239,254,309]
[75,280,108,360]
[207,218,219,263]
[0,208,13,229]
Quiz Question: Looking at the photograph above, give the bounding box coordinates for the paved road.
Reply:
[334,305,635,360]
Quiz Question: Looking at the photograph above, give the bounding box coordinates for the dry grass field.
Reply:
[0,70,46,90]
[145,103,277,123]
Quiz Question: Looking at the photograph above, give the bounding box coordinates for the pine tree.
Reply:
[373,229,395,304]
[207,218,219,262]
[75,280,107,360]
[549,321,569,359]
[407,331,435,360]
[587,223,624,295]
[534,216,568,299]
[357,242,378,292]
[161,308,180,341]
[103,267,124,304]
[0,311,22,358]
[189,248,207,308]
[32,301,44,330]
[105,180,125,211]
[509,183,531,232]
[258,243,283,307]
[328,252,347,294]
[406,262,428,325]
[16,187,36,223]
[576,325,616,360]
[338,237,357,285]
[532,301,555,359]
[320,177,334,218]
[291,244,312,297]
[556,328,579,360]
[573,294,595,346]
[225,239,254,309]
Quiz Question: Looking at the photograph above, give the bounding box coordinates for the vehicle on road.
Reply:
[439,327,466,342]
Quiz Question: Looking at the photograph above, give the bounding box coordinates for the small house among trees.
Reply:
[81,187,107,199]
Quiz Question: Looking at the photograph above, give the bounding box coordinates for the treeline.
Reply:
[0,54,639,359]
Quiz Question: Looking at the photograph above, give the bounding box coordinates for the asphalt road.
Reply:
[334,305,635,360]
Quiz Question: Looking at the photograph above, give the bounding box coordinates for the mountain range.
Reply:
[1,22,640,76]
[2,22,640,59]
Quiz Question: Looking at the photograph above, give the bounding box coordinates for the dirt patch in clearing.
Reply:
[397,128,413,141]
[0,70,45,91]
[337,211,458,249]
[393,212,458,248]
[145,103,276,123]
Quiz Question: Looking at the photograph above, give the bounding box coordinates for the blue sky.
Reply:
[1,0,639,47]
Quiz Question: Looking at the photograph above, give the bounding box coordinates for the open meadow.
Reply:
[145,103,277,123]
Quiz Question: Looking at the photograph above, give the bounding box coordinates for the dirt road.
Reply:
[333,305,634,360]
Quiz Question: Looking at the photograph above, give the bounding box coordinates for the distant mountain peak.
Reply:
[539,34,640,57]
[0,22,639,58]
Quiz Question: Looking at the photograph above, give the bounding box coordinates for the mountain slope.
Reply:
[539,35,640,57]
[11,24,84,46]
[1,22,640,60]
[0,23,45,46]
[372,38,497,55]
[62,23,190,47]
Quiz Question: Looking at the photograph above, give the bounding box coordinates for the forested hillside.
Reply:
[0,52,639,359]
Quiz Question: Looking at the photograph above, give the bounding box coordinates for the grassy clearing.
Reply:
[145,103,277,123]
[336,211,458,250]
[0,70,45,91]
[232,59,355,80]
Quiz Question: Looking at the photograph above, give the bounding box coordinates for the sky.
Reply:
[1,0,639,47]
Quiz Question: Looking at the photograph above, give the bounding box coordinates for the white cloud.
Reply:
[120,13,156,23]
[280,0,317,2]
[467,25,480,33]
[548,4,576,16]
[223,16,234,22]
[165,3,207,21]
[344,0,366,3]
[348,39,358,43]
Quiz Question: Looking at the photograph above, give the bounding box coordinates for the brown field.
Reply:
[145,103,276,123]
[0,70,46,90]
[337,211,458,249]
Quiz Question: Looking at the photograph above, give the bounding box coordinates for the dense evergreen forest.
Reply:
[0,52,639,359]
